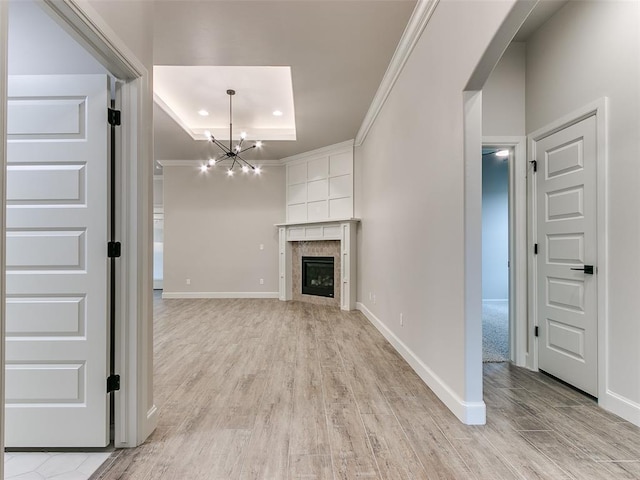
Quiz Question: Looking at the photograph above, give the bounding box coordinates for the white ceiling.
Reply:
[153,0,417,162]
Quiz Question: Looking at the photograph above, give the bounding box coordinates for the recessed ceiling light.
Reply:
[198,109,209,116]
[272,110,283,117]
[496,150,509,157]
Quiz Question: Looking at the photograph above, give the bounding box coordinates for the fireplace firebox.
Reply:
[301,256,334,298]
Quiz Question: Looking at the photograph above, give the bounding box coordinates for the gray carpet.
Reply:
[483,301,509,362]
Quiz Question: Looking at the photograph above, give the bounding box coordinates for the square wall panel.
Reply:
[330,152,352,176]
[329,175,352,199]
[307,179,328,202]
[288,163,306,185]
[288,183,306,205]
[308,157,329,181]
[329,197,352,219]
[308,200,328,220]
[288,203,306,223]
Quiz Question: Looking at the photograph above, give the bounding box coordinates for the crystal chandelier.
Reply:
[200,89,262,176]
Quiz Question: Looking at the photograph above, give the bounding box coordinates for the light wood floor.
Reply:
[92,297,640,479]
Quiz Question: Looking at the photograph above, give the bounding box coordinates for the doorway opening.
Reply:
[481,147,510,363]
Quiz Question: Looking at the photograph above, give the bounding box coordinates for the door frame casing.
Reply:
[527,98,608,402]
[482,136,527,367]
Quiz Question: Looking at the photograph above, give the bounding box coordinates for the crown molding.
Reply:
[354,0,440,147]
[279,139,354,165]
[43,0,146,80]
[158,159,284,167]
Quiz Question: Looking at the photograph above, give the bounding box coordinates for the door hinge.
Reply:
[534,243,538,255]
[108,108,121,126]
[108,241,121,258]
[534,326,539,337]
[530,160,537,172]
[107,374,120,393]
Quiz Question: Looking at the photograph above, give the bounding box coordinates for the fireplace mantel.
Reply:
[276,218,359,310]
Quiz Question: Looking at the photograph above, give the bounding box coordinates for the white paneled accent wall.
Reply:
[285,141,354,223]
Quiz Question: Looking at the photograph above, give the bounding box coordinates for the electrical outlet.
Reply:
[373,294,376,304]
[259,278,264,285]
[400,313,404,326]
[186,278,191,285]
[259,244,264,250]
[369,292,372,301]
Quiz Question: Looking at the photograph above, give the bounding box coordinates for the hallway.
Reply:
[92,298,640,479]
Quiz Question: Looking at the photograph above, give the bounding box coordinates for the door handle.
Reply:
[571,265,594,275]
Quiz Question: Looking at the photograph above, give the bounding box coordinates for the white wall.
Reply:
[8,1,106,75]
[526,1,640,421]
[482,42,525,137]
[163,165,285,297]
[356,0,516,422]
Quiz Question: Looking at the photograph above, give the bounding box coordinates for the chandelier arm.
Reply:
[230,157,238,171]
[236,154,256,170]
[238,144,256,155]
[211,138,230,153]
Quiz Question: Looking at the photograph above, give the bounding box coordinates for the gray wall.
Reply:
[482,154,509,300]
[482,42,525,137]
[163,166,285,295]
[525,1,640,417]
[356,0,515,413]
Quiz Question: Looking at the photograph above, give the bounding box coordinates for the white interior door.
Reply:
[535,115,597,397]
[6,74,110,447]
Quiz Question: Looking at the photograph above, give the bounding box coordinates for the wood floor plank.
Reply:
[288,454,333,479]
[91,296,640,480]
[520,430,636,480]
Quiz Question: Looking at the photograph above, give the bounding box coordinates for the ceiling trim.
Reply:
[279,139,354,165]
[158,159,285,167]
[354,0,439,147]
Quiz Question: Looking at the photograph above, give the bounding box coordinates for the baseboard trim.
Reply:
[600,389,640,427]
[356,302,486,425]
[161,291,279,299]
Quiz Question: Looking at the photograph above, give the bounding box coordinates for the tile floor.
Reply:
[4,452,111,480]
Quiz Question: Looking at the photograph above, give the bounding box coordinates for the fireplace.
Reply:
[301,256,335,298]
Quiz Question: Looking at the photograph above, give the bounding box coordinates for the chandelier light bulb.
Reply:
[254,167,261,175]
[227,169,234,176]
[255,141,263,148]
[240,131,247,139]
[242,165,249,173]
[208,158,215,166]
[235,145,241,152]
[200,164,208,172]
[204,130,212,140]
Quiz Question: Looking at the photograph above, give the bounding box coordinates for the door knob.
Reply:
[570,265,594,275]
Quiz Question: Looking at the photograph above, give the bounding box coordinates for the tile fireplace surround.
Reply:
[276,219,359,310]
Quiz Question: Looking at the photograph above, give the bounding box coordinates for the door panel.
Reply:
[536,115,597,397]
[6,74,109,447]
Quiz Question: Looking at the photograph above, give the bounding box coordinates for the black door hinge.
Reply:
[534,326,539,337]
[108,108,121,126]
[107,374,120,393]
[108,241,121,258]
[530,160,537,172]
[534,243,538,255]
